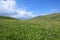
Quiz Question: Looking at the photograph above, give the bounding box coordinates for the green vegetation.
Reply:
[0,13,60,40]
[0,16,18,20]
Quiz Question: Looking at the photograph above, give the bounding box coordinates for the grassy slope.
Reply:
[0,16,18,20]
[29,13,60,21]
[0,13,60,40]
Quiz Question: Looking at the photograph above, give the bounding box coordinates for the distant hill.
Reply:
[0,16,18,20]
[29,13,60,22]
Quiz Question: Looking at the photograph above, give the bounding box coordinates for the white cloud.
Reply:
[0,0,37,19]
[17,10,33,17]
[10,9,38,19]
[51,9,60,13]
[0,0,16,14]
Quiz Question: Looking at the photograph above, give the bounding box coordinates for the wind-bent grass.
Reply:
[0,19,60,40]
[0,13,60,40]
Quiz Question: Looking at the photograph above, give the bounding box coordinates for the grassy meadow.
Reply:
[0,13,60,40]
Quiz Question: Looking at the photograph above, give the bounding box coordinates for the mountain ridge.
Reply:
[0,13,60,21]
[28,13,60,22]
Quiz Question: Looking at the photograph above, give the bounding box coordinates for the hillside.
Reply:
[0,16,18,20]
[28,13,60,22]
[0,13,60,40]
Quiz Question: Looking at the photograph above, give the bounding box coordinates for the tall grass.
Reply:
[0,19,60,40]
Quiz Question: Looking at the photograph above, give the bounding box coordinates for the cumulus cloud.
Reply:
[0,0,16,14]
[11,9,38,19]
[0,0,37,19]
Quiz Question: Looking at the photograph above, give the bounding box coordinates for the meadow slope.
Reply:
[0,13,60,40]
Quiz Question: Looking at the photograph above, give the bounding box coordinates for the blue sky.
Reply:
[0,0,60,19]
[16,0,60,15]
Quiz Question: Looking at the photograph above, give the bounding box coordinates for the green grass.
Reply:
[0,16,18,20]
[0,13,60,40]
